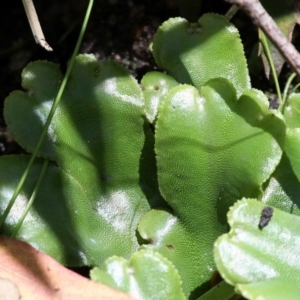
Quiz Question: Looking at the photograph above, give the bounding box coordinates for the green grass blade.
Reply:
[197,281,235,300]
[259,30,282,106]
[281,72,297,114]
[11,159,49,237]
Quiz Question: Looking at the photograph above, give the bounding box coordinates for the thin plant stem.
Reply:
[224,0,300,77]
[260,31,282,105]
[225,4,239,19]
[196,281,235,300]
[11,159,49,237]
[281,72,297,114]
[0,0,94,229]
[291,82,300,94]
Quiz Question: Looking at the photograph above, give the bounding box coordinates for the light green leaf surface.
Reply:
[138,79,285,296]
[152,14,250,97]
[1,54,154,265]
[261,153,300,215]
[284,128,300,183]
[214,198,300,300]
[283,94,300,183]
[262,93,300,215]
[0,156,97,264]
[90,249,185,300]
[283,93,300,128]
[141,71,178,123]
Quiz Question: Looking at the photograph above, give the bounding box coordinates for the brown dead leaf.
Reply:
[0,278,20,300]
[0,236,134,300]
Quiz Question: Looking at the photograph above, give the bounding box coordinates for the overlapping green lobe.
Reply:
[138,80,285,296]
[2,54,152,265]
[214,198,300,300]
[261,153,300,215]
[262,93,300,214]
[90,249,185,300]
[152,14,251,97]
[141,71,178,123]
[0,156,96,264]
[283,93,300,129]
[283,94,300,183]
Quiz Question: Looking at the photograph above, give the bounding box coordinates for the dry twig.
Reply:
[22,0,53,51]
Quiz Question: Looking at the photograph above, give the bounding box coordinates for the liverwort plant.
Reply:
[213,36,300,299]
[1,8,300,300]
[2,56,153,263]
[135,15,284,296]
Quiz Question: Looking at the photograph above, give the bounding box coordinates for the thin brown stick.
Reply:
[224,0,300,76]
[225,4,239,19]
[22,0,53,51]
